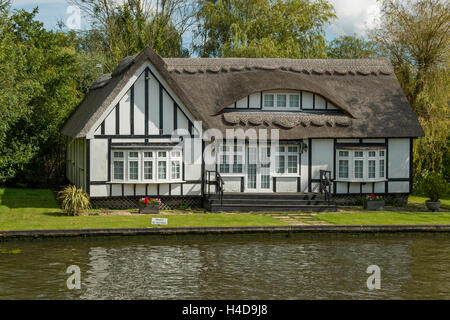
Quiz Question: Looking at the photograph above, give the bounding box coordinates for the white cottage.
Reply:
[61,47,424,211]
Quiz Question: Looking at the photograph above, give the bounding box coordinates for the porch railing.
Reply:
[319,170,333,205]
[206,170,224,204]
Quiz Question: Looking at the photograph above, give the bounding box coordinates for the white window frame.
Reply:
[263,91,301,110]
[217,142,245,175]
[336,149,386,182]
[110,149,183,183]
[273,145,299,177]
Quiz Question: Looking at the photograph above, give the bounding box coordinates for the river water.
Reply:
[0,233,449,299]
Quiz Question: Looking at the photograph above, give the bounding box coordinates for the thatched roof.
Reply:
[61,46,424,139]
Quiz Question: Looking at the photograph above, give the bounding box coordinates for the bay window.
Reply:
[111,149,182,183]
[336,149,386,181]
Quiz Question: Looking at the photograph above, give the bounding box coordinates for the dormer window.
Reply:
[263,92,300,110]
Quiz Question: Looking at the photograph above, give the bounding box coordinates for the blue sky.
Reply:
[10,0,381,41]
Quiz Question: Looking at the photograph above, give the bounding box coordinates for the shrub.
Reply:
[58,185,90,216]
[422,172,447,202]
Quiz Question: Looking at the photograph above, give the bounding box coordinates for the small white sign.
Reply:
[152,218,168,225]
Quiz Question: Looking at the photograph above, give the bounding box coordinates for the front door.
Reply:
[245,145,272,192]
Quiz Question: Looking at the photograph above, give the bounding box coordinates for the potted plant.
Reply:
[364,193,385,210]
[138,197,161,214]
[422,172,446,212]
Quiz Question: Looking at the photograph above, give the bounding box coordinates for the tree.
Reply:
[326,35,378,59]
[370,0,450,187]
[70,0,194,71]
[0,8,101,185]
[370,0,449,118]
[194,0,336,58]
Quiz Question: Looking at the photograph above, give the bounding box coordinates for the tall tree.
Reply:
[194,0,336,58]
[371,0,449,118]
[326,35,378,59]
[370,0,449,185]
[0,8,100,185]
[71,0,195,71]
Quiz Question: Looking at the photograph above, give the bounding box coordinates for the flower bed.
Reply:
[364,194,385,210]
[138,197,161,214]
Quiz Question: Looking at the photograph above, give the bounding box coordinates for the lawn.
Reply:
[316,211,450,225]
[1,188,450,231]
[0,188,287,231]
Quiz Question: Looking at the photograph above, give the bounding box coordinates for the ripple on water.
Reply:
[0,233,449,299]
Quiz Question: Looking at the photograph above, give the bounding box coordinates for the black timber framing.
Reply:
[333,138,337,195]
[115,103,120,134]
[86,139,90,194]
[308,138,312,192]
[385,138,389,194]
[145,67,195,133]
[173,103,178,130]
[130,85,134,135]
[145,69,149,136]
[159,83,163,132]
[410,138,413,194]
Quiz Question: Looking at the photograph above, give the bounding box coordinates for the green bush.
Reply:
[58,185,90,216]
[422,172,447,202]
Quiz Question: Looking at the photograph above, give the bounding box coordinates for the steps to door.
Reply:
[206,193,337,213]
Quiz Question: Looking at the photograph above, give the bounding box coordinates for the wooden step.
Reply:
[210,204,337,213]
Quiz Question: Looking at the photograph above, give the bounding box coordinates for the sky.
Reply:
[10,0,382,40]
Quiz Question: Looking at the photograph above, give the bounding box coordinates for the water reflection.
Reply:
[0,233,449,299]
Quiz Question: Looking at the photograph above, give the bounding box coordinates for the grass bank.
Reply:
[0,188,287,230]
[1,188,449,231]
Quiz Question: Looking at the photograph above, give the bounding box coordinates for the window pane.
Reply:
[277,146,285,153]
[171,151,181,157]
[288,155,297,173]
[339,160,349,178]
[144,152,153,158]
[232,155,243,173]
[113,161,124,180]
[289,95,299,108]
[113,152,124,158]
[144,161,152,180]
[158,151,167,158]
[339,151,349,157]
[276,155,285,174]
[129,161,138,180]
[368,160,376,178]
[219,155,229,173]
[263,94,274,107]
[355,151,363,157]
[246,148,257,188]
[379,150,385,157]
[158,161,167,179]
[288,146,298,153]
[369,151,376,157]
[171,161,180,179]
[277,94,287,107]
[379,159,385,177]
[354,160,364,178]
[129,152,138,158]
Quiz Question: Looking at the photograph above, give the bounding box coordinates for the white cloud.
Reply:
[327,0,381,38]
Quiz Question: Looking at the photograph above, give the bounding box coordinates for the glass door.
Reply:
[246,146,257,191]
[245,145,272,192]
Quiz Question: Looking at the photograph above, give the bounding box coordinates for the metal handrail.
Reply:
[206,170,224,204]
[319,170,333,205]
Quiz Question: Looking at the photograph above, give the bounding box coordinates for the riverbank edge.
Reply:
[1,225,450,240]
